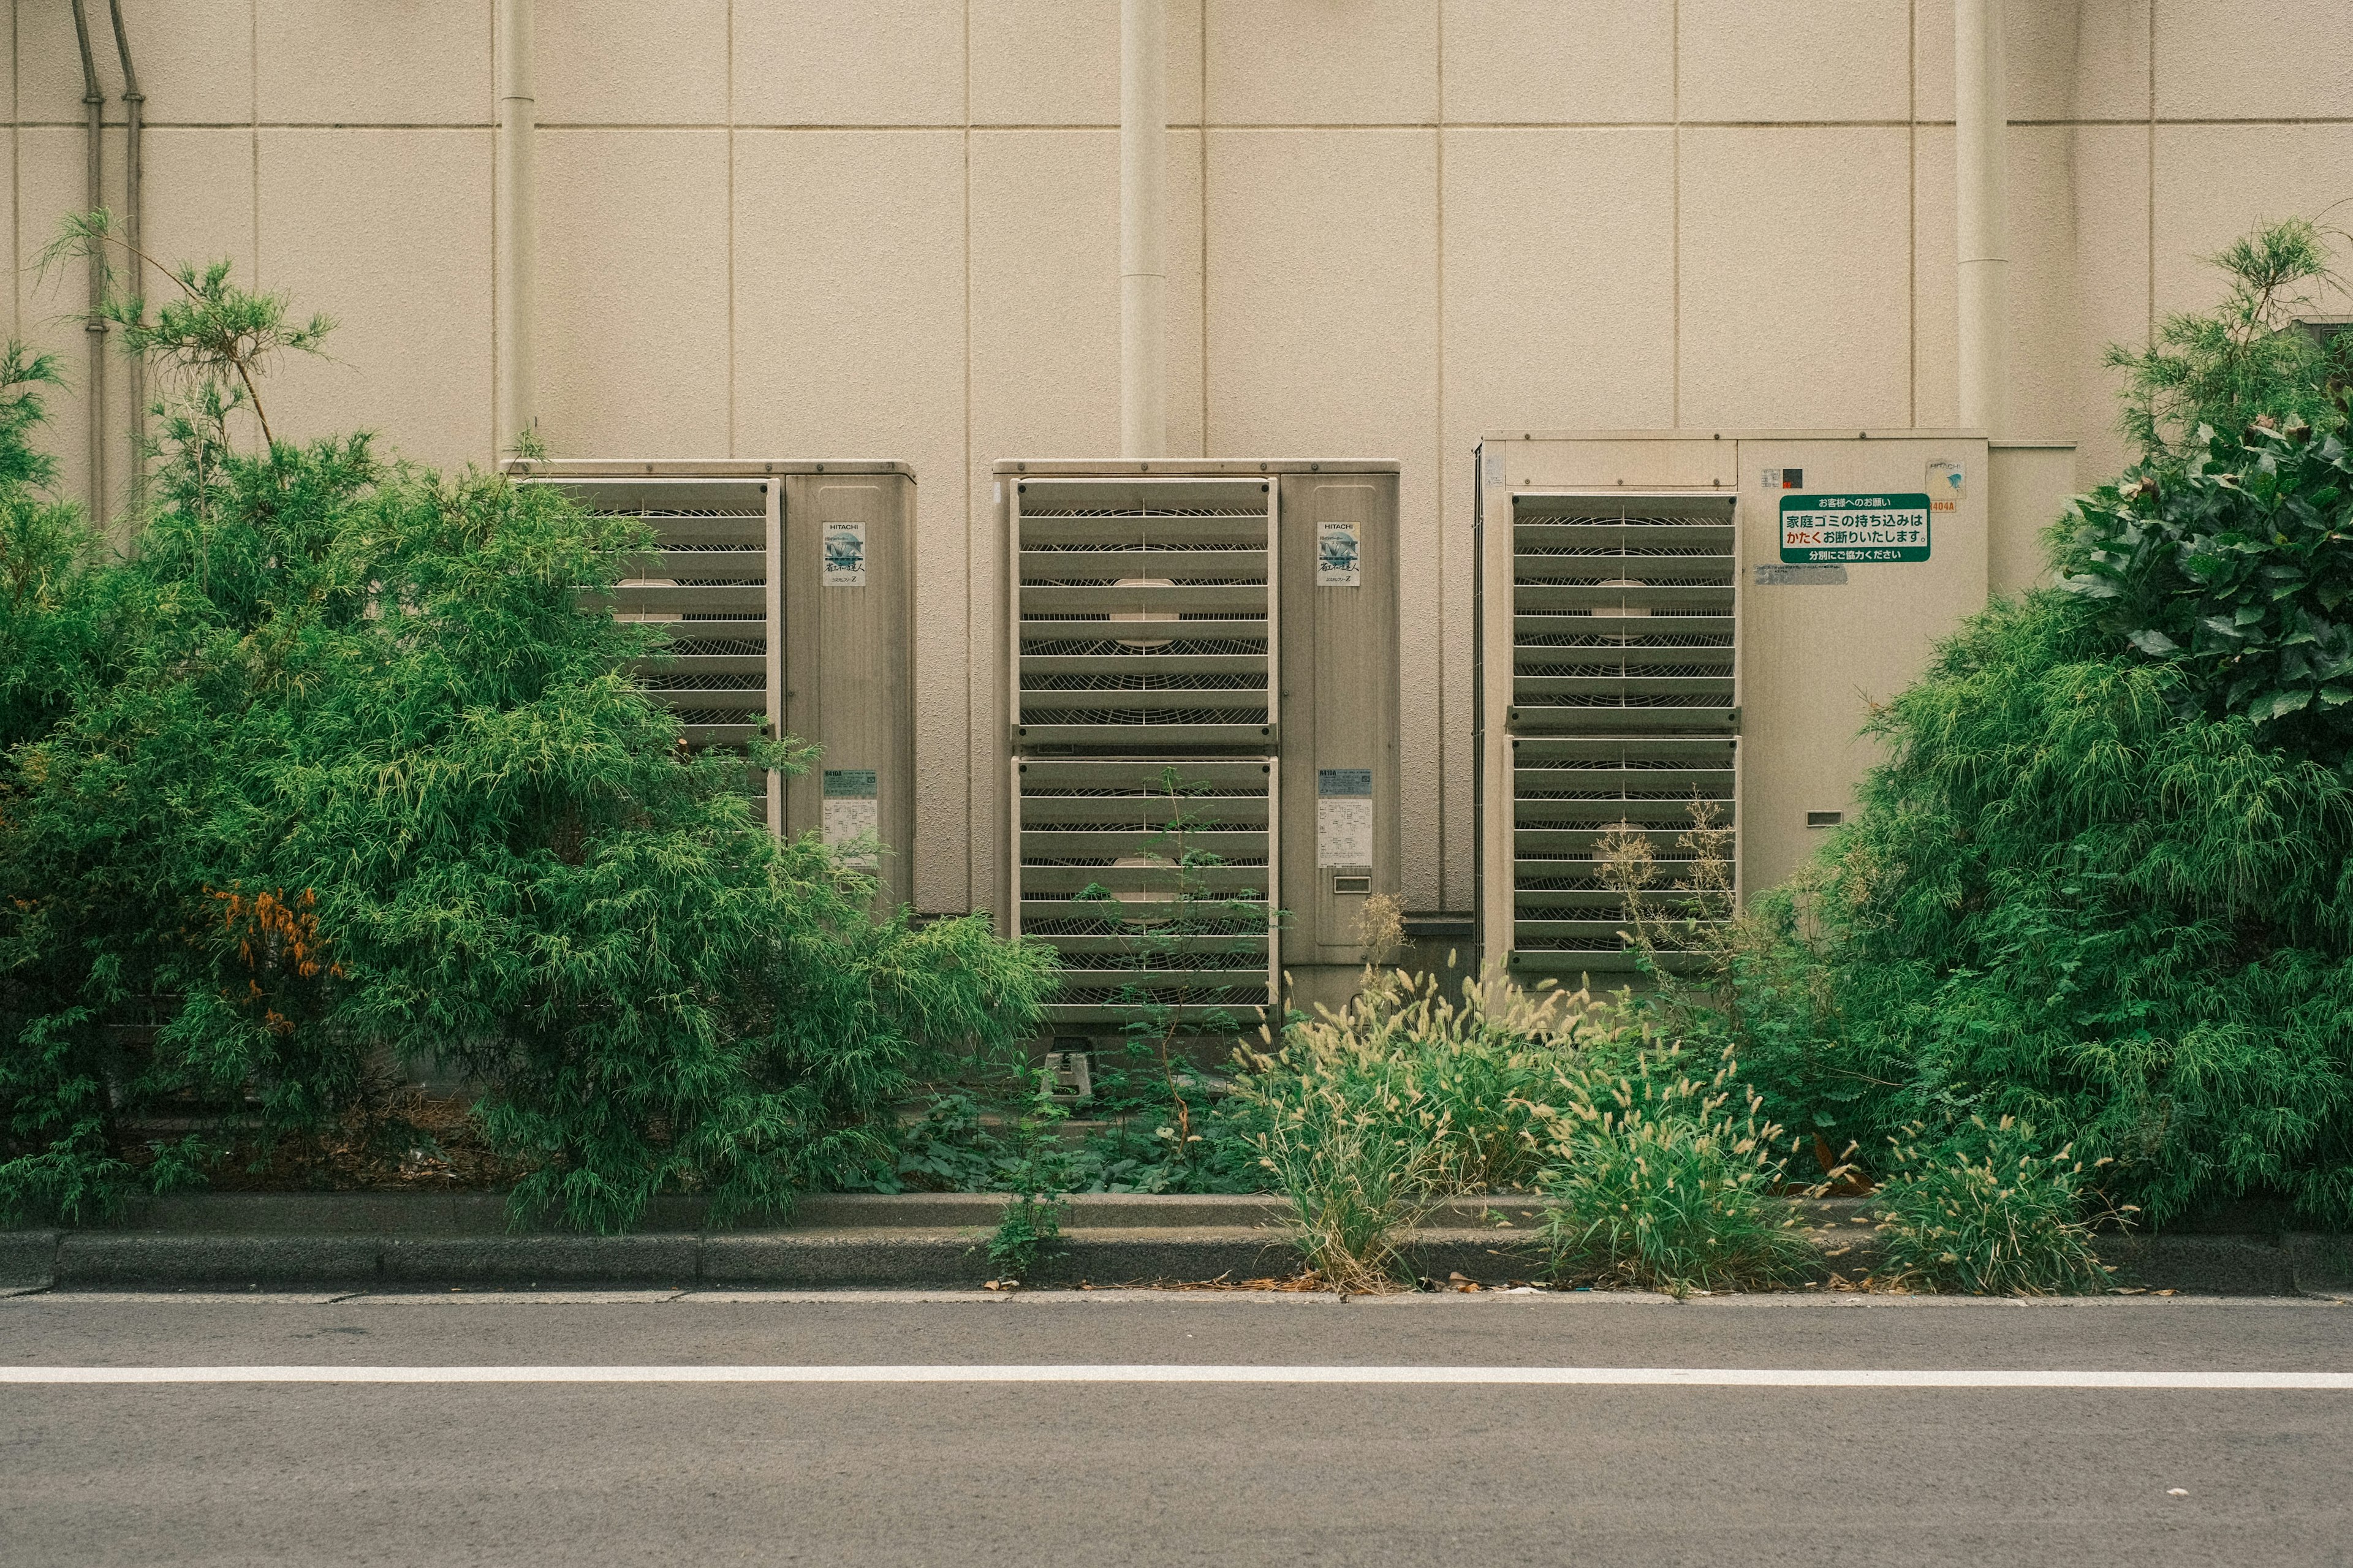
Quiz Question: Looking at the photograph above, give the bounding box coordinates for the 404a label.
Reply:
[1779,492,1931,564]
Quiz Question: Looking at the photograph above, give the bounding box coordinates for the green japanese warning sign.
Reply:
[1779,492,1931,564]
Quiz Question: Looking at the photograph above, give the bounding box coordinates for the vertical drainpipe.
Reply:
[1955,0,2010,437]
[107,0,144,493]
[1119,0,1166,460]
[496,0,537,456]
[69,1,107,521]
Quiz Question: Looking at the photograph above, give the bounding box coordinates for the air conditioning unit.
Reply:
[988,461,1401,1044]
[1475,432,1996,980]
[511,459,918,907]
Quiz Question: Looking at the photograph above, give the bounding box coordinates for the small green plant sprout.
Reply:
[1074,766,1278,1168]
[1874,1117,2123,1296]
[45,209,334,451]
[1533,1040,1813,1297]
[982,1069,1072,1283]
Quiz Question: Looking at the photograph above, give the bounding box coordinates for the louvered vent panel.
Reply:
[553,479,770,751]
[1014,479,1276,752]
[1509,494,1738,972]
[1015,757,1278,1026]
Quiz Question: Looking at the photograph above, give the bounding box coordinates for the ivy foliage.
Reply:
[1,229,1054,1231]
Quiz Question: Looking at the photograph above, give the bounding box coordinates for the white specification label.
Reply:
[1316,768,1373,867]
[822,520,867,586]
[822,768,879,869]
[1316,520,1361,586]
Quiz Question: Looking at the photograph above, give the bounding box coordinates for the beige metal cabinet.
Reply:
[987,459,1402,1042]
[1474,430,2071,981]
[511,458,919,909]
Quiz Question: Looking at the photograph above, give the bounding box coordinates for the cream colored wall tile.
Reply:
[1205,0,1437,126]
[539,0,727,126]
[2153,124,2353,318]
[1679,127,1911,430]
[140,127,258,281]
[2156,0,2353,120]
[256,0,489,125]
[536,130,729,457]
[2006,126,2080,444]
[2071,123,2147,485]
[966,127,1206,455]
[1442,127,1676,434]
[732,130,968,909]
[735,0,966,126]
[1207,130,1437,450]
[1678,0,1909,123]
[1912,124,2078,441]
[257,130,493,472]
[1915,0,2151,124]
[1207,128,1441,906]
[970,0,1202,126]
[1915,128,1958,430]
[1441,0,1672,125]
[1165,129,1207,457]
[971,131,1120,457]
[18,0,252,125]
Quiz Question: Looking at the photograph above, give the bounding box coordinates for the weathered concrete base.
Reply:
[2,1192,2343,1295]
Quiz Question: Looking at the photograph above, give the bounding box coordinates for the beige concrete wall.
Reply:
[8,1,2350,915]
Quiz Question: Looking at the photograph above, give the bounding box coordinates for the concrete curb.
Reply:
[4,1194,2343,1295]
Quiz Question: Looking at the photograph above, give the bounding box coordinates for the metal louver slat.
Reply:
[1014,756,1278,1026]
[1013,477,1277,753]
[540,479,772,756]
[1509,496,1738,975]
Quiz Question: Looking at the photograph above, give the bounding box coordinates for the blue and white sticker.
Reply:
[822,521,867,587]
[1316,520,1361,586]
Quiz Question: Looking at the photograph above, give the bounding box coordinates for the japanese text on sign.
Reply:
[1778,492,1931,564]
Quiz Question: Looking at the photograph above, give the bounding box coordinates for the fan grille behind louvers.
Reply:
[1015,483,1276,752]
[1509,494,1738,972]
[555,480,770,751]
[1015,757,1277,1026]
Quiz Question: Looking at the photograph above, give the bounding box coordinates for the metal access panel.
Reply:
[988,460,1402,1029]
[1475,431,1992,975]
[1011,756,1279,1029]
[1273,469,1404,1015]
[511,460,919,907]
[1492,489,1740,976]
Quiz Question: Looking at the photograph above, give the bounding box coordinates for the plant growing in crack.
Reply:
[1072,765,1282,1173]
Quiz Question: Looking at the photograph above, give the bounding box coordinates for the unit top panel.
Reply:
[504,459,912,479]
[993,459,1400,477]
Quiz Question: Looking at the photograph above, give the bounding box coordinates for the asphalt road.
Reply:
[4,1289,2351,1567]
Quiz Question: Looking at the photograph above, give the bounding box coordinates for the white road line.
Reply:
[2,1365,2349,1388]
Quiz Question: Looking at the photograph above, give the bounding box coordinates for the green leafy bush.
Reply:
[1874,1117,2116,1295]
[1637,221,2353,1232]
[0,234,1054,1230]
[1534,1042,1811,1297]
[2058,426,2353,762]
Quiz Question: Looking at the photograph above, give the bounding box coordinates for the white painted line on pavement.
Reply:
[3,1365,2350,1388]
